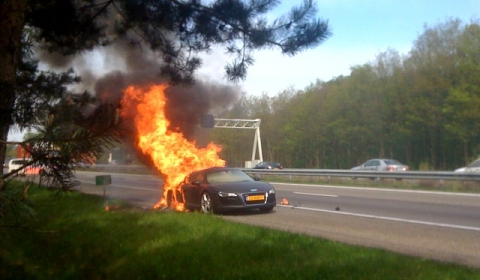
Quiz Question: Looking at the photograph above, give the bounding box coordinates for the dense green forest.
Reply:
[210,19,480,171]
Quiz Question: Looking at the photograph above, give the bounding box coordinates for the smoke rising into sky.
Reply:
[37,33,241,143]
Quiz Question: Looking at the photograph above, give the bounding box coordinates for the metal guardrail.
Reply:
[241,168,480,181]
[89,165,480,181]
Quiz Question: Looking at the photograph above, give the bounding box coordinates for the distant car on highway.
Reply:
[72,161,93,168]
[455,158,480,173]
[168,167,276,214]
[253,161,283,169]
[351,159,409,171]
[8,158,30,173]
[8,158,36,175]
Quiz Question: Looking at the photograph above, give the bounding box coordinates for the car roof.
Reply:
[467,158,480,166]
[9,158,32,162]
[200,166,239,173]
[367,158,397,161]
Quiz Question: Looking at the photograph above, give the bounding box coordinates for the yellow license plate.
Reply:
[247,195,265,201]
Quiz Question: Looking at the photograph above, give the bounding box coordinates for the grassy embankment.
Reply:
[2,184,479,279]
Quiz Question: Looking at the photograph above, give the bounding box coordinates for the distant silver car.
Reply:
[351,159,409,171]
[455,158,480,173]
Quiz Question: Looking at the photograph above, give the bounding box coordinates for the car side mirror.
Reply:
[253,176,261,181]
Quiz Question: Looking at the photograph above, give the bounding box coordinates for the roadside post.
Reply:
[95,175,112,197]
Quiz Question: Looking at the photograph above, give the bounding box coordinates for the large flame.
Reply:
[121,84,225,210]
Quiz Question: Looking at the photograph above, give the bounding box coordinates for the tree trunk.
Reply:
[0,0,26,174]
[379,139,385,158]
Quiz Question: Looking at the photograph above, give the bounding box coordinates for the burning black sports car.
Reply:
[168,167,276,214]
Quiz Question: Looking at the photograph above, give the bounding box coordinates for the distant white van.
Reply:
[8,158,32,174]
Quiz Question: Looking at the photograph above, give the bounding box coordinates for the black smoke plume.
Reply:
[38,34,241,166]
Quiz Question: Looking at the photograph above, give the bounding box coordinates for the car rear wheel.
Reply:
[200,192,214,214]
[166,190,173,208]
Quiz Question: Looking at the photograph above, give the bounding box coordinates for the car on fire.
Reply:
[168,167,276,214]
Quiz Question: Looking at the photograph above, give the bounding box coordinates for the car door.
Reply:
[363,160,376,170]
[372,160,382,170]
[365,160,381,170]
[182,171,204,208]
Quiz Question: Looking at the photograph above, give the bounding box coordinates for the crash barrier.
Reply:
[89,165,480,182]
[86,165,152,175]
[242,168,480,181]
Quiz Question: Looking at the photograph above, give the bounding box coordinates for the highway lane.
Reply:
[72,171,480,268]
[272,183,480,229]
[73,171,164,207]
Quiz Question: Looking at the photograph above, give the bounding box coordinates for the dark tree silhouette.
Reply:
[1,0,331,174]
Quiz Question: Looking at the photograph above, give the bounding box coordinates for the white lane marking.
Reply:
[109,185,161,192]
[277,204,480,232]
[271,182,480,197]
[294,192,338,198]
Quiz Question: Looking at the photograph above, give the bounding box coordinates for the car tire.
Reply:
[166,190,173,208]
[259,206,274,213]
[200,192,214,214]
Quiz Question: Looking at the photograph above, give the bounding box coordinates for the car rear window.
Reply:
[470,160,480,168]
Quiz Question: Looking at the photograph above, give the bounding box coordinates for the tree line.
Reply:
[211,19,480,171]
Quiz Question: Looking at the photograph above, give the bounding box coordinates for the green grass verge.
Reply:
[1,185,479,279]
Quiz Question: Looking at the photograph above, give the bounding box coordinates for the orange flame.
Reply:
[121,85,225,210]
[105,204,120,211]
[25,166,41,175]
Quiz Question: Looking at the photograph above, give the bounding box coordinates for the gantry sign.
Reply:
[213,118,263,163]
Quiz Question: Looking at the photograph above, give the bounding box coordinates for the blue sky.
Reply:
[198,0,480,96]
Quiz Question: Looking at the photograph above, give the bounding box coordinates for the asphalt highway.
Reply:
[72,171,480,269]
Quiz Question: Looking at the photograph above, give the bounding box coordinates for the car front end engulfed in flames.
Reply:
[121,85,275,213]
[168,167,276,214]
